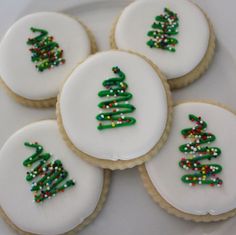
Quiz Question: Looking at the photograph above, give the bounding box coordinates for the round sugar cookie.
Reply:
[0,120,110,235]
[111,0,215,89]
[57,50,172,170]
[139,101,236,222]
[0,12,96,108]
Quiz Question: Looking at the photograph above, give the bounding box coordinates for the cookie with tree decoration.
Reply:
[139,101,236,222]
[0,12,97,108]
[57,50,172,170]
[111,0,216,89]
[0,120,111,235]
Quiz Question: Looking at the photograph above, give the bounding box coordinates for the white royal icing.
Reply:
[0,12,91,100]
[0,120,104,235]
[59,50,169,161]
[145,102,236,215]
[114,0,210,79]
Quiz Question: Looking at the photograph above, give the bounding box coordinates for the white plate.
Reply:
[0,0,236,234]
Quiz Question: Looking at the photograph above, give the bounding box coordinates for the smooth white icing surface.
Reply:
[0,12,91,100]
[60,50,168,161]
[145,102,236,215]
[114,0,210,79]
[0,120,104,235]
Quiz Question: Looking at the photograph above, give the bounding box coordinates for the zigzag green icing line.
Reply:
[147,8,179,52]
[23,142,75,203]
[179,114,223,187]
[96,66,136,130]
[27,27,65,72]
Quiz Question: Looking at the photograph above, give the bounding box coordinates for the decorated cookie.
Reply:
[139,101,236,222]
[0,120,110,235]
[111,0,215,89]
[0,12,96,108]
[57,50,172,170]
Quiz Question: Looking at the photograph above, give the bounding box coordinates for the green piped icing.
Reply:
[96,66,136,130]
[23,142,75,203]
[27,27,65,72]
[178,114,223,187]
[147,8,179,52]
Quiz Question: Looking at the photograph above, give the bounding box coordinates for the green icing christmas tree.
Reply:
[27,27,65,72]
[96,66,136,130]
[23,142,75,203]
[147,8,179,52]
[179,114,223,187]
